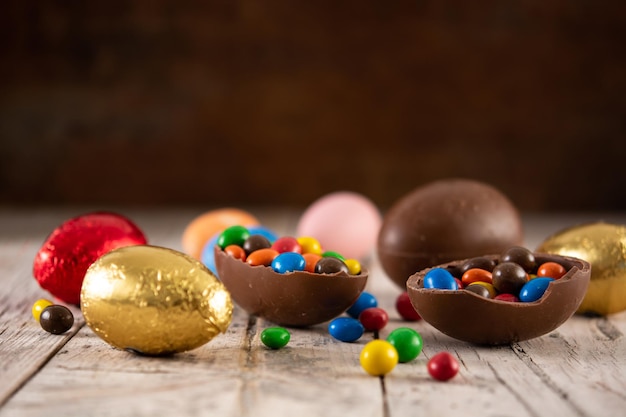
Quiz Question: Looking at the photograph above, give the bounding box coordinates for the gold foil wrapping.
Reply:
[537,222,626,315]
[81,245,233,355]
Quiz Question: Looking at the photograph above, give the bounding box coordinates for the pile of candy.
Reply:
[217,225,362,275]
[423,246,568,302]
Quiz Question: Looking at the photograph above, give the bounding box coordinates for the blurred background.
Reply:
[1,0,625,212]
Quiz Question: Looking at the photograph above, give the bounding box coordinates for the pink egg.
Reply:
[296,192,382,260]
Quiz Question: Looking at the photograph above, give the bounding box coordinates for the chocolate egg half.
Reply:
[378,179,523,288]
[214,247,368,327]
[81,245,233,355]
[406,253,590,345]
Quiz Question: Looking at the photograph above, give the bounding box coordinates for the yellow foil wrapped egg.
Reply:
[536,222,626,315]
[81,245,233,355]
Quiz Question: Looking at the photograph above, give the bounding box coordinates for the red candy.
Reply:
[396,292,421,321]
[271,236,302,254]
[33,212,147,305]
[427,351,460,381]
[537,261,567,280]
[494,293,520,302]
[359,307,389,331]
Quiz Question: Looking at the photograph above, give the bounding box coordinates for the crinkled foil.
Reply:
[81,245,233,355]
[537,222,626,315]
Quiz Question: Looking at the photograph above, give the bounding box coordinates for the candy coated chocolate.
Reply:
[214,246,367,327]
[406,253,590,345]
[378,179,523,288]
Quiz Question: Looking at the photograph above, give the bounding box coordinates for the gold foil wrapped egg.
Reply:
[536,222,626,315]
[81,245,233,355]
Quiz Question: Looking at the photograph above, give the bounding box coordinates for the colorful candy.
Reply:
[271,252,306,273]
[39,305,74,335]
[297,236,323,255]
[246,248,279,267]
[386,327,423,363]
[32,298,53,322]
[358,307,389,332]
[360,340,399,376]
[346,292,378,318]
[272,236,301,254]
[395,292,421,321]
[217,225,250,249]
[328,317,364,342]
[423,268,458,290]
[427,351,459,381]
[424,246,566,304]
[261,327,291,349]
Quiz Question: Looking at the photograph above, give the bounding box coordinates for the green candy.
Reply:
[217,225,250,249]
[261,327,290,349]
[386,327,423,363]
[321,250,345,261]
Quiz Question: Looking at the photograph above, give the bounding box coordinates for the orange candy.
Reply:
[224,245,246,261]
[246,248,279,267]
[303,253,322,273]
[461,268,493,286]
[537,262,567,280]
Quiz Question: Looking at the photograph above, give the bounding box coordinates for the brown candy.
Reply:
[314,257,349,274]
[214,246,368,327]
[40,305,74,335]
[406,253,590,345]
[377,179,523,288]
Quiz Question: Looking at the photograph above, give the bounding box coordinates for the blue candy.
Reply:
[423,268,458,290]
[346,291,378,318]
[519,277,554,302]
[328,317,364,342]
[271,252,306,273]
[201,225,278,275]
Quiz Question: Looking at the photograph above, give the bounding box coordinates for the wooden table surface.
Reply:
[1,207,626,417]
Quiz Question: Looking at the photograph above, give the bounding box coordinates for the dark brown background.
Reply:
[1,1,625,211]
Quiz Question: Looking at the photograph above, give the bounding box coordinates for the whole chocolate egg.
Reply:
[536,222,626,315]
[33,212,147,305]
[378,179,523,288]
[81,245,233,355]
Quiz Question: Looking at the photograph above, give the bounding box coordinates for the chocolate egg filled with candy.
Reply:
[81,245,232,355]
[378,179,524,288]
[33,212,147,305]
[214,226,368,327]
[406,252,590,345]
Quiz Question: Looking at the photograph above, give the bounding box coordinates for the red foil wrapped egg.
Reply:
[33,212,147,304]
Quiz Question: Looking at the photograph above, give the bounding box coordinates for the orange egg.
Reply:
[182,209,259,260]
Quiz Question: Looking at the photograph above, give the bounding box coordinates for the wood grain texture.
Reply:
[1,208,625,417]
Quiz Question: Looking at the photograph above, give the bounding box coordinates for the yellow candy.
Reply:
[344,259,362,275]
[467,281,497,298]
[297,236,323,255]
[32,298,53,322]
[360,340,399,376]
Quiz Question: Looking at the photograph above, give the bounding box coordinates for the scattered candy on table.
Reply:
[328,317,364,343]
[32,298,53,322]
[386,328,423,363]
[346,292,378,318]
[39,304,74,335]
[261,327,291,349]
[427,351,460,381]
[358,307,389,332]
[395,292,421,321]
[360,340,399,376]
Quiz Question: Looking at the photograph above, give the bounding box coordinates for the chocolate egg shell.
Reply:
[406,253,590,345]
[378,179,523,288]
[214,246,368,327]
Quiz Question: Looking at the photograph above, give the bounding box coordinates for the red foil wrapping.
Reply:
[33,212,147,304]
